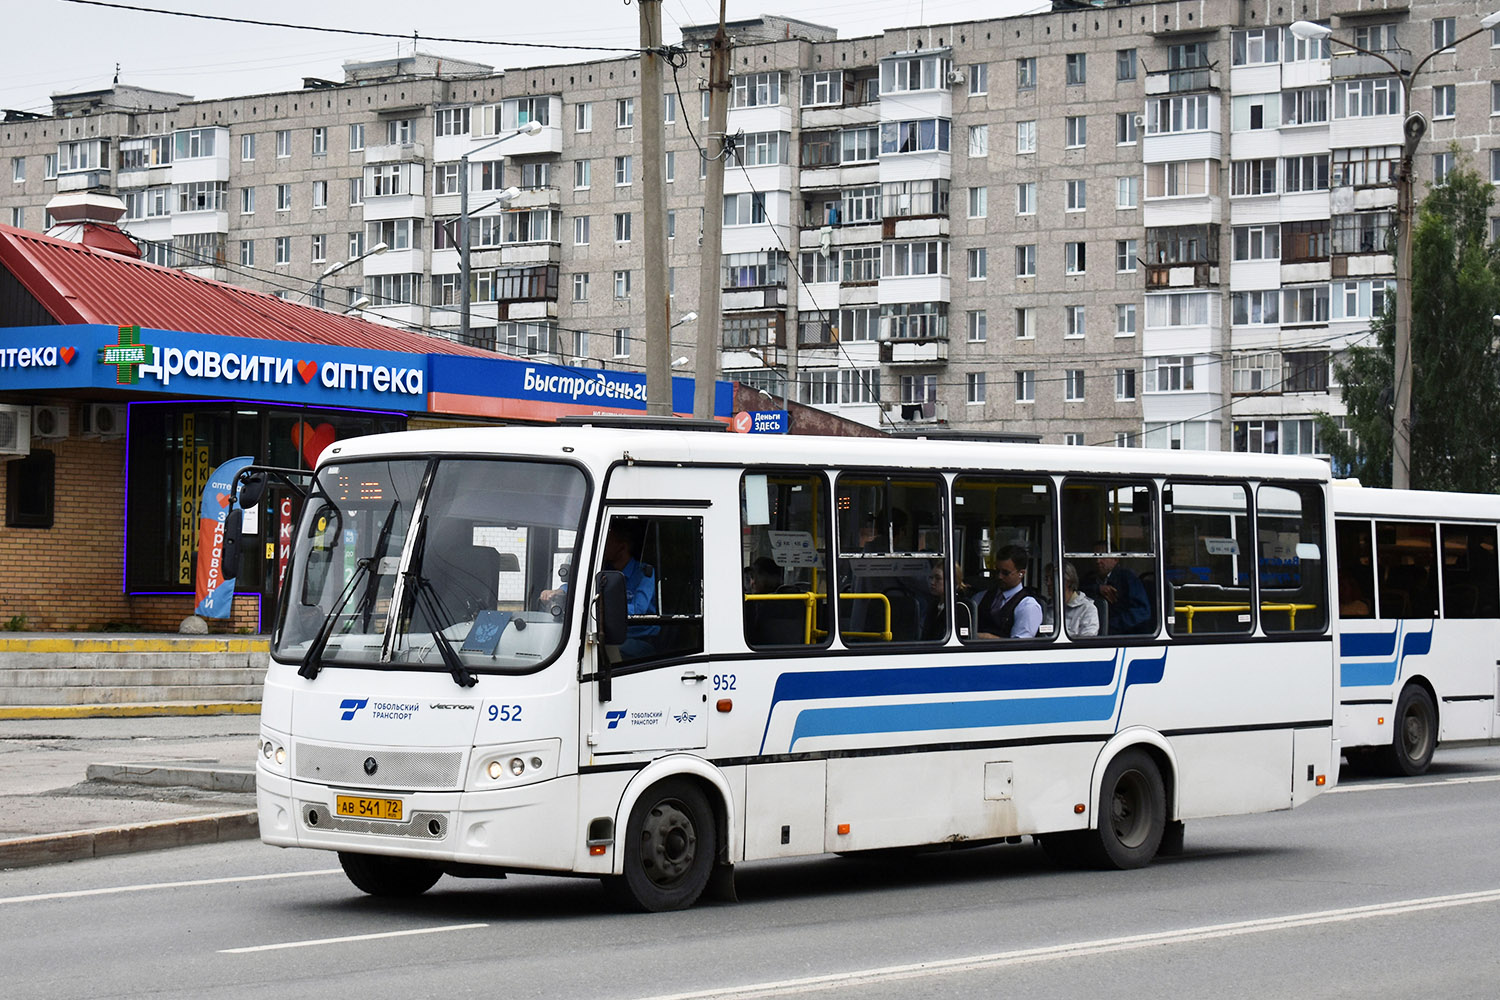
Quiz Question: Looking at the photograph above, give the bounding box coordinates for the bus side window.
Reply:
[1335,518,1375,619]
[606,514,704,665]
[1163,482,1252,637]
[1061,478,1159,638]
[1258,483,1327,634]
[1440,522,1499,619]
[1375,520,1437,619]
[953,475,1057,643]
[740,472,832,649]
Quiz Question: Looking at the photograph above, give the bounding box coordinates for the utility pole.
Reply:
[639,0,671,415]
[694,2,730,420]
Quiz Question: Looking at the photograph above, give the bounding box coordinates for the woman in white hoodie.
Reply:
[1061,561,1099,637]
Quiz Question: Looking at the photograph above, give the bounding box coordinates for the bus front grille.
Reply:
[295,744,465,790]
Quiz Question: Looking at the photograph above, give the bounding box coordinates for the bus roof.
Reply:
[1331,480,1500,520]
[321,425,1333,482]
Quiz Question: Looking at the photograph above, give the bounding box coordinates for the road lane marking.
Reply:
[0,869,340,906]
[1330,774,1500,794]
[630,888,1500,1000]
[220,923,488,953]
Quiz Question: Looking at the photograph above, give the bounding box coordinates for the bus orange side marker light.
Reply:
[589,845,608,856]
[1377,717,1386,726]
[1316,775,1326,786]
[836,823,850,835]
[716,699,733,713]
[1074,804,1086,814]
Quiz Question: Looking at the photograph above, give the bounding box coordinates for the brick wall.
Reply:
[0,414,261,633]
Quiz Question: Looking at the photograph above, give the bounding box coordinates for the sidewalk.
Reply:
[0,711,262,869]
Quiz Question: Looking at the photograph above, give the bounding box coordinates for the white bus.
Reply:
[249,426,1337,910]
[1332,481,1500,775]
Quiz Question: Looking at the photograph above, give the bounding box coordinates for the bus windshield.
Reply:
[273,457,589,673]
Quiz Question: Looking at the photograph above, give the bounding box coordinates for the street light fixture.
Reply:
[459,119,545,346]
[309,241,388,307]
[1290,13,1500,488]
[343,296,371,315]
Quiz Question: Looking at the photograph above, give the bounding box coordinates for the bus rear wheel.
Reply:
[338,851,443,897]
[604,778,717,912]
[1087,748,1166,870]
[1376,685,1437,777]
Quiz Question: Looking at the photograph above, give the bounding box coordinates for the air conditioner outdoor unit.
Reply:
[1133,114,1145,128]
[947,70,966,85]
[0,404,32,457]
[32,405,68,440]
[82,403,126,439]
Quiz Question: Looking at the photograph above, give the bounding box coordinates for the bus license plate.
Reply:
[335,794,403,821]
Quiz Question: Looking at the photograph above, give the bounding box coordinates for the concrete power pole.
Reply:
[639,0,672,416]
[693,3,730,420]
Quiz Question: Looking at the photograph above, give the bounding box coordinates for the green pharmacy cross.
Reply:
[99,325,154,385]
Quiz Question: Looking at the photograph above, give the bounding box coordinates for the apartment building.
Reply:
[4,1,1499,453]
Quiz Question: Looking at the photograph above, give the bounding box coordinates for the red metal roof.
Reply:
[0,223,495,358]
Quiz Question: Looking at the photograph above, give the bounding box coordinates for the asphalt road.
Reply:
[4,746,1499,1000]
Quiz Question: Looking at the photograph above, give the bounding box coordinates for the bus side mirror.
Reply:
[594,570,627,703]
[237,472,268,511]
[220,508,245,581]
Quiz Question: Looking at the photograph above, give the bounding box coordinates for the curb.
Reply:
[0,810,259,870]
[86,762,257,794]
[0,703,261,720]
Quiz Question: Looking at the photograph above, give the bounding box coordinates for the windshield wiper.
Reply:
[401,517,477,688]
[299,558,372,680]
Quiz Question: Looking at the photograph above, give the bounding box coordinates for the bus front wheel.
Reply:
[338,851,443,897]
[1377,685,1437,777]
[605,778,717,912]
[1088,748,1166,870]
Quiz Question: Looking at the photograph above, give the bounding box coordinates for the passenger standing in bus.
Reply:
[1091,544,1151,635]
[975,545,1042,639]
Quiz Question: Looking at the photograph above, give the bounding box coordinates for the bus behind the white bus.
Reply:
[248,427,1336,910]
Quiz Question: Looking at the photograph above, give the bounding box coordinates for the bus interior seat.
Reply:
[746,598,806,646]
[1093,596,1109,635]
[884,588,921,641]
[1379,588,1409,618]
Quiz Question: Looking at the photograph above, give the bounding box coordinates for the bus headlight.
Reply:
[258,731,290,775]
[469,739,562,790]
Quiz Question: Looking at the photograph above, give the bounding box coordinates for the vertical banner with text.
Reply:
[177,414,196,584]
[194,455,254,619]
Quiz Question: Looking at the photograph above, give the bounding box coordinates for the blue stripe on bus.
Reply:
[1338,622,1432,688]
[1401,626,1432,659]
[1341,660,1400,688]
[1340,630,1397,658]
[764,650,1169,752]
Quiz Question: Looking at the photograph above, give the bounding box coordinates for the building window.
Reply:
[1116,239,1137,272]
[1115,368,1137,401]
[1066,52,1087,85]
[1434,85,1456,119]
[276,183,291,211]
[1434,17,1456,51]
[239,240,254,266]
[572,272,589,302]
[1064,370,1086,401]
[1231,159,1278,196]
[1148,355,1195,392]
[240,133,255,161]
[617,98,635,128]
[1017,57,1036,90]
[1434,151,1455,185]
[967,247,987,280]
[1016,120,1037,154]
[1284,154,1331,193]
[1116,304,1137,337]
[614,270,631,298]
[968,309,987,342]
[723,192,767,226]
[1065,115,1087,148]
[1015,244,1036,277]
[1066,179,1087,211]
[614,212,632,242]
[1015,307,1035,340]
[967,372,987,404]
[1065,241,1086,274]
[6,450,53,529]
[312,180,327,209]
[1116,112,1138,145]
[349,124,365,151]
[613,327,631,357]
[1117,175,1139,209]
[240,187,255,214]
[1016,181,1036,215]
[1117,48,1137,81]
[275,236,291,265]
[310,234,326,263]
[312,126,328,155]
[575,102,592,132]
[276,130,291,157]
[665,150,675,183]
[968,63,988,95]
[615,155,632,186]
[386,119,413,144]
[967,123,989,158]
[348,177,363,206]
[1015,370,1035,403]
[1065,305,1086,338]
[967,186,988,218]
[9,207,20,228]
[574,215,590,245]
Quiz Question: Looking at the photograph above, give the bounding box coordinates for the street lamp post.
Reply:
[458,120,544,346]
[1292,13,1500,489]
[310,241,388,308]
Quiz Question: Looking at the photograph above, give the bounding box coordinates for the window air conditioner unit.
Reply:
[82,403,126,439]
[32,405,68,440]
[0,404,31,457]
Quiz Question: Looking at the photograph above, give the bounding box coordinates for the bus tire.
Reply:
[1377,685,1437,777]
[605,778,717,912]
[1088,748,1166,870]
[1038,831,1088,869]
[338,851,443,897]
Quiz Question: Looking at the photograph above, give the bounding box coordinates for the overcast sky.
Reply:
[5,0,1044,116]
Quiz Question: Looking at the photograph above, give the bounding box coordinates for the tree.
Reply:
[1321,154,1500,492]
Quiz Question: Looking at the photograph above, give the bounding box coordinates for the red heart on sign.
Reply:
[217,492,232,508]
[60,347,76,364]
[297,360,318,383]
[291,421,337,468]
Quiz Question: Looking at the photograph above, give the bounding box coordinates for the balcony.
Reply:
[364,142,426,165]
[1145,262,1218,289]
[1331,47,1411,79]
[1144,67,1221,95]
[880,337,949,365]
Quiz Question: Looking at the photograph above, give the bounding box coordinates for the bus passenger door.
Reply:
[588,508,710,753]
